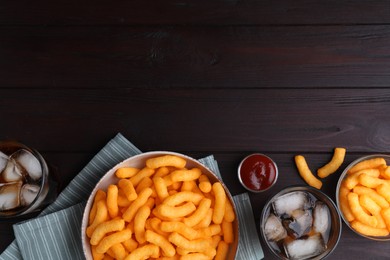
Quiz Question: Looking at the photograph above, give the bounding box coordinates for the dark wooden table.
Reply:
[1,1,390,259]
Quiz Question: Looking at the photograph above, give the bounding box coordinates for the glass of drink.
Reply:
[0,141,55,218]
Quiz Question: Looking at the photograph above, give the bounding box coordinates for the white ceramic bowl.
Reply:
[336,154,390,241]
[81,151,239,259]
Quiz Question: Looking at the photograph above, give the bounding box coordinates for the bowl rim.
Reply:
[336,153,390,241]
[81,150,240,259]
[260,185,342,260]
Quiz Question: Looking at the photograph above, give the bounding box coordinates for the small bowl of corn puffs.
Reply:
[336,154,390,241]
[81,151,239,259]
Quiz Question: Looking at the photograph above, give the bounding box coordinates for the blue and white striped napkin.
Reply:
[1,133,263,260]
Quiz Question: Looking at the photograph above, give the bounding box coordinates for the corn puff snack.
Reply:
[86,154,236,259]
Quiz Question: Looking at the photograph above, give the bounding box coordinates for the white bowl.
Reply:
[81,151,239,259]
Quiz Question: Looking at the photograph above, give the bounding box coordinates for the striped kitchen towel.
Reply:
[1,133,263,259]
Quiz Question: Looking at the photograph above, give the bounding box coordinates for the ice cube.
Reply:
[20,184,40,206]
[283,209,313,238]
[0,182,22,210]
[12,149,42,181]
[284,233,326,260]
[273,191,310,217]
[2,159,23,182]
[264,213,287,241]
[313,201,331,243]
[0,152,8,173]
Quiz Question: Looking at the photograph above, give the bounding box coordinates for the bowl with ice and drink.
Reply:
[260,186,341,260]
[0,141,50,218]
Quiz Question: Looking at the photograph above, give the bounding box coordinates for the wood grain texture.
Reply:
[0,0,390,25]
[1,26,390,88]
[1,88,390,153]
[1,0,390,258]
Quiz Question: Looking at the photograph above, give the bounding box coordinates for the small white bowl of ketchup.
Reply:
[238,153,278,192]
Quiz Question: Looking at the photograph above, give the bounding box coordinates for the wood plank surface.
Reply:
[1,26,390,88]
[1,88,390,153]
[0,1,390,25]
[1,0,390,259]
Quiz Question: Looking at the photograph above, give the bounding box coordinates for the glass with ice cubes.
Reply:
[260,186,342,260]
[0,141,50,217]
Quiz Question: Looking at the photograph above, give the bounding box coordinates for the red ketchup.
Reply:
[238,154,278,192]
